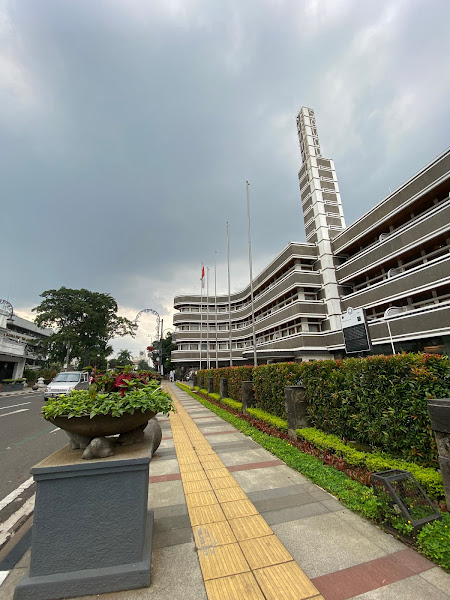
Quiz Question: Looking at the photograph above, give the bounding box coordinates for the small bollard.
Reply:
[207,377,214,394]
[428,398,450,509]
[241,381,254,414]
[220,377,228,399]
[284,384,310,441]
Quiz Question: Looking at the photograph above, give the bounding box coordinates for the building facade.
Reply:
[0,306,52,380]
[171,108,450,372]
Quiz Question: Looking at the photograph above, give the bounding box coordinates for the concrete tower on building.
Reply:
[297,106,346,330]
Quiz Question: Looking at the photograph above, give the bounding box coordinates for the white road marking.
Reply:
[49,428,60,433]
[0,402,31,411]
[0,477,34,511]
[0,571,10,586]
[0,495,35,547]
[0,409,29,418]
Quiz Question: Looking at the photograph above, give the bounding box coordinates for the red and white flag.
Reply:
[201,265,205,288]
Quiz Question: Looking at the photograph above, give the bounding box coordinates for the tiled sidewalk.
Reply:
[2,382,449,600]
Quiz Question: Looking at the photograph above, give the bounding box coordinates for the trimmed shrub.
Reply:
[198,366,254,402]
[252,363,303,417]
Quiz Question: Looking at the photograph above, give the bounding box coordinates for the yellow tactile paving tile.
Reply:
[209,476,240,490]
[182,470,209,482]
[185,491,218,508]
[221,499,259,520]
[228,514,273,541]
[206,468,230,479]
[204,572,265,600]
[214,486,248,503]
[202,460,227,471]
[183,479,213,494]
[188,503,227,526]
[239,535,293,570]
[179,461,205,472]
[254,562,321,600]
[198,542,250,580]
[168,388,320,600]
[193,521,237,549]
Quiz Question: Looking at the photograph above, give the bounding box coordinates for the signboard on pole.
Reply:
[341,307,372,354]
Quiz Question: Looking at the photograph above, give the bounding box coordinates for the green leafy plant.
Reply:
[42,379,174,420]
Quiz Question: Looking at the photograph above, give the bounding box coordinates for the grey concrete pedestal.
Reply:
[428,398,450,509]
[241,381,254,414]
[14,433,155,600]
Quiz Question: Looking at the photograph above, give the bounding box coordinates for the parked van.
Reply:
[44,371,90,400]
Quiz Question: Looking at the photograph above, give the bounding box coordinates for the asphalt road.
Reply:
[0,391,67,507]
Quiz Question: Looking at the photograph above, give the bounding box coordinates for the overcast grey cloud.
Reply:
[2,0,449,354]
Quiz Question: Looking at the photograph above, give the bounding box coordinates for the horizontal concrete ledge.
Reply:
[13,512,154,600]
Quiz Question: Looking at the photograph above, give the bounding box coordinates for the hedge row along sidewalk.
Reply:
[177,383,450,572]
[201,391,445,506]
[198,353,450,467]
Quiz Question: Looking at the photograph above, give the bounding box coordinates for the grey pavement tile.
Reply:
[419,567,450,596]
[320,497,346,512]
[219,448,277,466]
[67,542,206,600]
[253,491,319,513]
[149,458,179,477]
[195,422,229,429]
[153,525,193,549]
[347,574,450,599]
[153,503,188,519]
[209,440,260,452]
[272,512,388,578]
[247,484,314,502]
[232,465,309,492]
[149,480,186,508]
[152,448,177,460]
[208,433,243,444]
[262,500,330,526]
[158,439,174,449]
[333,508,405,553]
[153,513,191,531]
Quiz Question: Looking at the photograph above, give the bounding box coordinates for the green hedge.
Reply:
[198,366,254,402]
[297,428,444,500]
[199,354,450,466]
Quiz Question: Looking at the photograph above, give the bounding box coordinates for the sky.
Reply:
[2,0,449,357]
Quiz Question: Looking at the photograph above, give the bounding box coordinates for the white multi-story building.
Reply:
[171,107,450,372]
[0,304,52,379]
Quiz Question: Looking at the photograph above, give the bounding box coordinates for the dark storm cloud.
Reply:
[1,0,449,352]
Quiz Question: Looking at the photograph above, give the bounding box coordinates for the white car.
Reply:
[44,371,90,400]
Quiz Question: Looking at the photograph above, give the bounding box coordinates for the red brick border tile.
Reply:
[150,473,182,483]
[228,460,284,471]
[311,549,434,600]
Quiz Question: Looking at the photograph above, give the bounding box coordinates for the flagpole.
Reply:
[227,222,233,366]
[199,264,203,372]
[206,267,210,369]
[246,181,258,367]
[214,251,218,369]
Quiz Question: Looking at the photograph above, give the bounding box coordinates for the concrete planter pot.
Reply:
[49,409,157,438]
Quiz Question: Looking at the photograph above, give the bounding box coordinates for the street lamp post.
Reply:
[383,307,405,355]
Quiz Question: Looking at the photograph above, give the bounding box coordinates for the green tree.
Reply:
[109,349,134,369]
[32,287,137,369]
[137,359,150,370]
[150,332,177,374]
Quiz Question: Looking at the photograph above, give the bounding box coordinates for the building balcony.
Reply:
[337,201,450,283]
[0,336,26,358]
